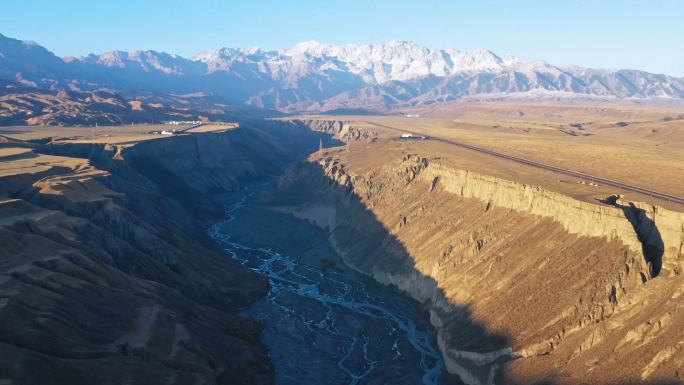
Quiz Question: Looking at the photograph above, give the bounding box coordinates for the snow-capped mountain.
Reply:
[192,40,523,84]
[69,50,197,75]
[1,32,683,112]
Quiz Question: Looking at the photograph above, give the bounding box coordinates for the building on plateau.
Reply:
[399,133,427,140]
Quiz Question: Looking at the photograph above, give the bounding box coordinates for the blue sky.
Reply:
[2,0,682,76]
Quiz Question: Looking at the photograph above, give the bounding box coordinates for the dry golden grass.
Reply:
[0,124,192,141]
[0,147,32,157]
[303,102,684,211]
[185,123,239,133]
[0,148,92,178]
[0,123,240,147]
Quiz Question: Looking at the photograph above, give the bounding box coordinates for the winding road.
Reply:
[364,120,684,206]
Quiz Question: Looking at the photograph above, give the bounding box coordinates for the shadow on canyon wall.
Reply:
[269,161,514,385]
[603,195,665,278]
[622,203,664,278]
[271,162,680,385]
[0,121,345,385]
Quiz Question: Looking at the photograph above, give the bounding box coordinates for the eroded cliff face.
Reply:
[615,199,684,277]
[0,124,333,385]
[286,119,378,142]
[271,153,684,385]
[417,162,684,279]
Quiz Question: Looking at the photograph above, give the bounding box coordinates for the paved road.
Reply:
[175,123,203,133]
[363,121,684,206]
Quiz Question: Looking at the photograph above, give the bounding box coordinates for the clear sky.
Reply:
[2,0,682,76]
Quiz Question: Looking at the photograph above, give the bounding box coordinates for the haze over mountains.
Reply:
[2,32,684,120]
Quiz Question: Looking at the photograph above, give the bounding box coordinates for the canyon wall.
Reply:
[3,118,682,385]
[0,122,330,385]
[272,152,684,385]
[418,162,684,277]
[287,119,378,142]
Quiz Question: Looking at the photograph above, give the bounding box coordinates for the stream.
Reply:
[209,186,447,385]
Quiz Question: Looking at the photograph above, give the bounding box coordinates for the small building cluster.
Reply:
[162,120,237,126]
[577,180,600,187]
[162,120,203,125]
[399,133,428,140]
[147,129,178,135]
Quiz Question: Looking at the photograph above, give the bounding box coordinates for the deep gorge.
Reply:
[1,119,683,385]
[258,128,684,385]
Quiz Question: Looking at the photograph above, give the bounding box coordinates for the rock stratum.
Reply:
[0,120,336,384]
[270,136,684,384]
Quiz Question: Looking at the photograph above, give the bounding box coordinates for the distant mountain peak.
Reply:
[1,33,683,113]
[21,40,40,47]
[290,40,326,50]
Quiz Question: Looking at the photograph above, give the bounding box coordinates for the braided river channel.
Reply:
[209,186,447,385]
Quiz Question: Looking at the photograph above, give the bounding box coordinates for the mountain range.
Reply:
[2,32,684,122]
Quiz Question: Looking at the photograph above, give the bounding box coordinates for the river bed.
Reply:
[209,185,447,385]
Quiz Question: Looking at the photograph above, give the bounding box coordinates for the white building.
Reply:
[399,133,427,140]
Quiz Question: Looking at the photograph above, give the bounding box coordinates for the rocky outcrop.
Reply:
[613,199,684,277]
[271,153,684,385]
[286,119,377,142]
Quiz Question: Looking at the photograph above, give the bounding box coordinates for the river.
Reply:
[209,185,447,385]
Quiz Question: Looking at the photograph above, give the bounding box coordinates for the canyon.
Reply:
[0,121,332,384]
[255,116,684,384]
[1,109,684,384]
[2,3,684,384]
[272,151,684,383]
